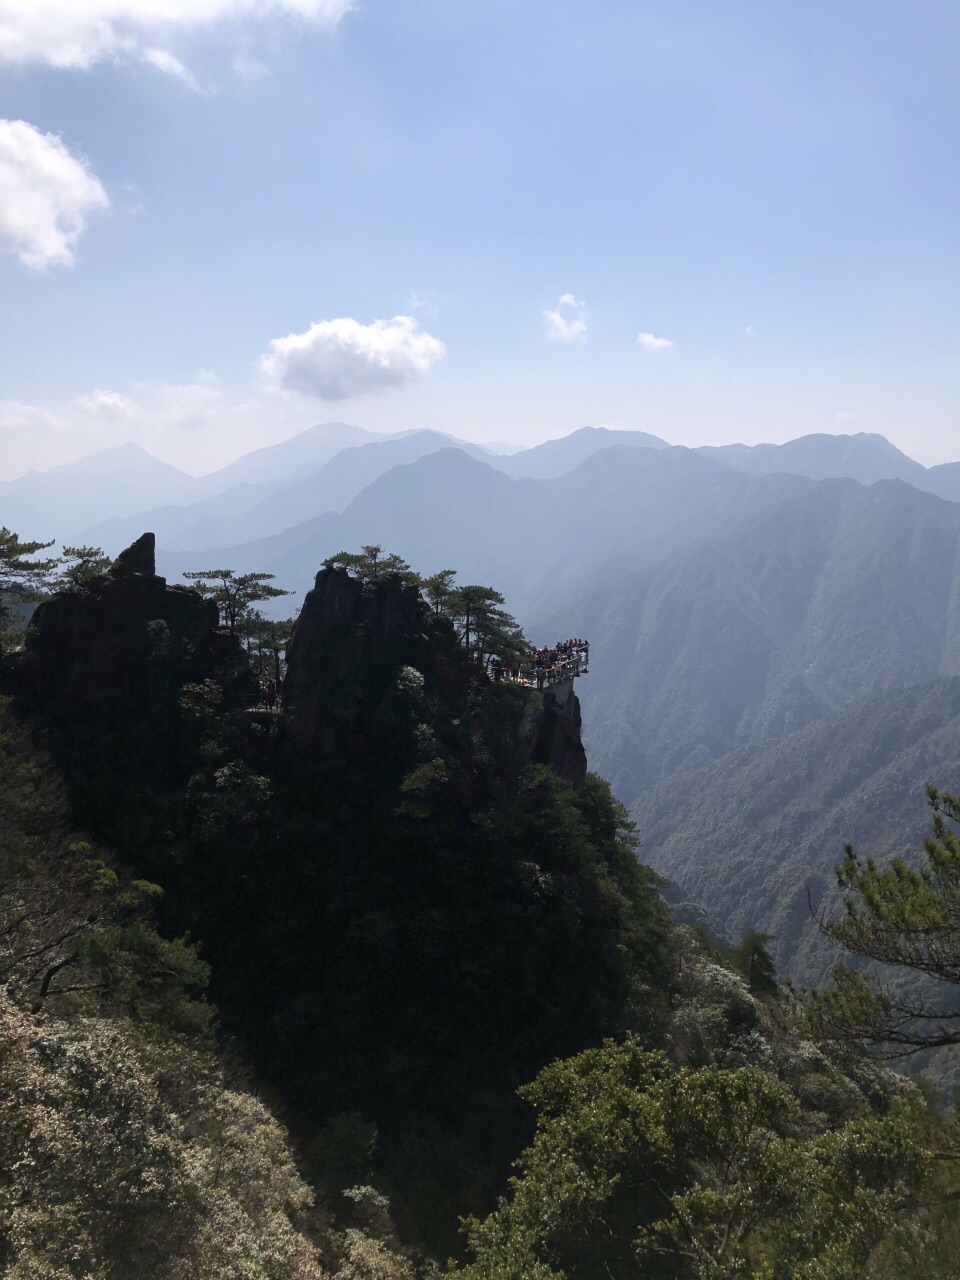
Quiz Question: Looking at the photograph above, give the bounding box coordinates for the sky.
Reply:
[1,0,959,478]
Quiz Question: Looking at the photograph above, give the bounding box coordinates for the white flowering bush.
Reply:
[0,991,329,1278]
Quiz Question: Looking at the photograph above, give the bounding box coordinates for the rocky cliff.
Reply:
[280,565,588,793]
[528,677,588,789]
[13,533,255,854]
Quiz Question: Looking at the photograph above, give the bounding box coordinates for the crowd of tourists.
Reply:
[497,638,589,689]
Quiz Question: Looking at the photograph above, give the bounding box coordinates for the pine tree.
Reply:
[181,568,291,634]
[812,785,960,1052]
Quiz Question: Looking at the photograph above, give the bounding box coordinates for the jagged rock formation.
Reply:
[280,565,475,778]
[13,533,255,854]
[528,678,588,789]
[281,564,589,791]
[109,530,157,578]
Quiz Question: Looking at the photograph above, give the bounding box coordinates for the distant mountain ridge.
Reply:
[1,422,390,544]
[82,429,492,553]
[6,423,960,555]
[153,445,815,622]
[0,444,197,539]
[700,431,960,501]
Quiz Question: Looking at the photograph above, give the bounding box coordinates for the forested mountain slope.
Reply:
[6,536,958,1274]
[545,478,960,805]
[635,676,960,984]
[11,540,675,1253]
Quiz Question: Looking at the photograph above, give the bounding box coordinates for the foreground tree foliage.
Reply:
[0,995,327,1280]
[812,785,960,1052]
[56,544,114,594]
[452,1041,929,1280]
[323,544,418,582]
[0,527,58,653]
[243,609,297,686]
[0,695,416,1279]
[0,702,210,1030]
[326,547,530,671]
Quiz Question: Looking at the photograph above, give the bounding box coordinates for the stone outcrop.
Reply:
[14,533,256,849]
[109,530,156,578]
[280,564,588,791]
[530,677,588,789]
[21,533,253,718]
[279,566,474,785]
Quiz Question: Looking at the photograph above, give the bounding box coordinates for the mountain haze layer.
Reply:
[154,445,815,623]
[83,429,491,553]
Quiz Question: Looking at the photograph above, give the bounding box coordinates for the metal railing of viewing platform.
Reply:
[494,641,590,689]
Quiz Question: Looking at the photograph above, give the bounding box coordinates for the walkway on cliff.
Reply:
[246,637,590,712]
[497,638,589,689]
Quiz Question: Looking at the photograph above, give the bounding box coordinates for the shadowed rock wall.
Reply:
[13,533,255,852]
[280,565,588,792]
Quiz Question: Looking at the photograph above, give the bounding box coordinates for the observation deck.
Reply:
[495,640,589,689]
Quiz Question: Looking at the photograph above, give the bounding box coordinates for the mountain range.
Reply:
[7,420,960,988]
[10,421,960,555]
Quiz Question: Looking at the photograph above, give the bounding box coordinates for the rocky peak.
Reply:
[13,533,256,852]
[109,530,156,578]
[280,566,470,776]
[280,564,588,791]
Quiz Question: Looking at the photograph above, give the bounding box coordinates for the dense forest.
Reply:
[2,524,960,1277]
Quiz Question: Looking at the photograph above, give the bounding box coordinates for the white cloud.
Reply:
[0,119,108,270]
[835,411,854,422]
[141,46,200,89]
[745,324,755,337]
[261,315,446,401]
[544,293,587,343]
[0,400,69,433]
[0,1,354,71]
[74,389,139,417]
[637,331,673,352]
[74,380,222,430]
[153,379,225,429]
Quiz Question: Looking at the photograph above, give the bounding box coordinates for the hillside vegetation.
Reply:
[2,531,960,1273]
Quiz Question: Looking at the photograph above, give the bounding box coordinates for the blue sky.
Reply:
[1,0,958,476]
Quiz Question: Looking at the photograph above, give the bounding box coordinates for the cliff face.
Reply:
[529,678,588,789]
[14,533,255,851]
[280,565,588,793]
[280,565,474,779]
